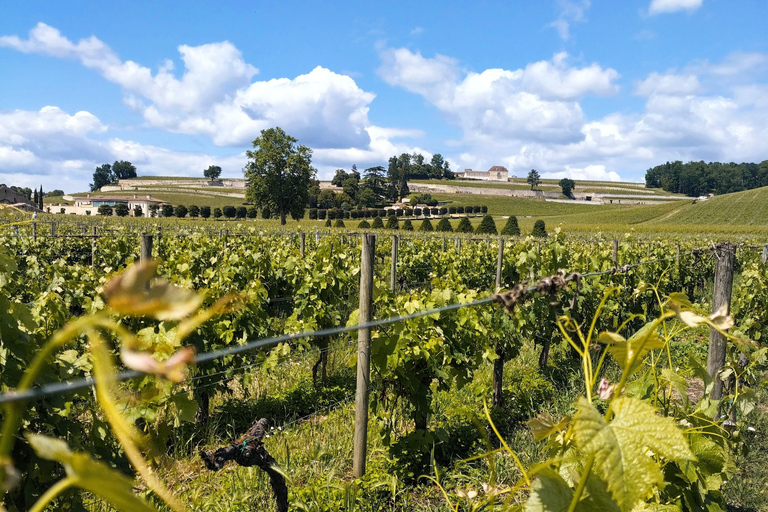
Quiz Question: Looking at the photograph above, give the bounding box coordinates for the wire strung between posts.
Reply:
[0,255,676,405]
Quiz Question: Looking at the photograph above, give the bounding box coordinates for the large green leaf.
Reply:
[26,434,159,512]
[572,397,695,511]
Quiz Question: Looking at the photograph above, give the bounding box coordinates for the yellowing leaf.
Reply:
[527,413,571,442]
[103,261,202,321]
[26,434,159,512]
[524,468,573,512]
[572,397,695,511]
[598,324,664,372]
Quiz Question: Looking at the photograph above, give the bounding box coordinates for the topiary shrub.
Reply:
[350,210,359,219]
[457,206,465,214]
[402,219,414,231]
[396,209,404,217]
[473,206,482,214]
[386,215,399,229]
[261,207,271,219]
[236,206,247,219]
[439,207,448,215]
[189,205,200,218]
[481,205,488,213]
[213,207,222,219]
[456,217,473,233]
[247,206,258,218]
[501,216,520,236]
[325,218,332,227]
[532,220,547,237]
[419,218,434,232]
[414,207,422,216]
[404,208,413,216]
[200,206,211,218]
[474,215,497,234]
[371,216,384,229]
[358,219,370,229]
[175,205,188,218]
[318,209,326,220]
[379,209,388,217]
[334,219,345,228]
[344,211,350,219]
[435,217,453,232]
[223,206,236,218]
[449,206,457,214]
[327,209,336,220]
[309,209,318,220]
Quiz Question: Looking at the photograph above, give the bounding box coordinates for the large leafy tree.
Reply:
[527,169,541,190]
[387,154,411,201]
[112,161,137,180]
[559,178,576,198]
[244,127,316,225]
[204,165,222,180]
[90,164,114,191]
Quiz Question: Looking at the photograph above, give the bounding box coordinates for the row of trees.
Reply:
[645,159,768,196]
[94,203,275,220]
[309,205,488,220]
[90,161,138,191]
[325,214,548,237]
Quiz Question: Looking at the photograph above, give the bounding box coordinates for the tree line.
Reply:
[645,160,768,197]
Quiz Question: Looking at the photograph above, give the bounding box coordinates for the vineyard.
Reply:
[0,212,767,511]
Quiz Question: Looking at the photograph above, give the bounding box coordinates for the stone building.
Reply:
[0,184,38,211]
[455,166,509,181]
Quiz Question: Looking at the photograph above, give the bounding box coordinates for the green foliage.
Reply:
[501,215,520,236]
[357,219,370,229]
[419,218,433,231]
[244,127,316,224]
[114,203,129,217]
[333,219,345,228]
[559,177,576,197]
[401,219,413,231]
[203,165,222,180]
[527,169,541,190]
[456,217,473,233]
[97,204,113,216]
[370,216,383,229]
[474,214,497,234]
[175,205,188,218]
[435,217,452,232]
[532,219,547,237]
[386,215,398,229]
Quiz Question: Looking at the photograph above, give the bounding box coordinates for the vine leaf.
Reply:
[572,397,695,511]
[26,434,159,512]
[597,323,663,372]
[103,260,201,321]
[524,467,621,512]
[527,413,571,442]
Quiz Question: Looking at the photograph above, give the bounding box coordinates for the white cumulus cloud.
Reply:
[648,0,703,15]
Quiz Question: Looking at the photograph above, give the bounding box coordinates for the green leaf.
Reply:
[26,434,159,512]
[572,397,695,511]
[524,468,573,512]
[598,323,663,372]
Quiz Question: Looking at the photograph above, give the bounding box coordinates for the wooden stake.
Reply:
[612,240,618,266]
[140,233,153,262]
[91,226,97,267]
[300,232,306,257]
[390,234,399,293]
[353,233,375,478]
[32,222,37,242]
[495,238,504,290]
[707,242,735,401]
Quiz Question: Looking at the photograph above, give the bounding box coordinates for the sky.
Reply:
[1,0,767,193]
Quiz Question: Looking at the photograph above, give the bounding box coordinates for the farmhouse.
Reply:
[455,166,509,182]
[0,184,38,211]
[54,194,168,216]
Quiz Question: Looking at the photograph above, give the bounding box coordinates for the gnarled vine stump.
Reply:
[200,418,288,512]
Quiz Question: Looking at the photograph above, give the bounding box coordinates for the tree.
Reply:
[112,161,137,180]
[333,219,345,228]
[161,204,174,217]
[456,217,473,233]
[244,127,316,225]
[33,189,38,206]
[204,165,222,180]
[501,216,520,236]
[331,169,349,187]
[261,207,271,219]
[435,217,453,232]
[559,178,576,198]
[37,186,43,209]
[527,169,541,190]
[474,215,497,234]
[358,219,370,229]
[114,203,129,217]
[429,154,445,179]
[247,207,258,218]
[133,205,143,217]
[213,207,222,219]
[223,206,236,218]
[148,204,159,217]
[386,215,399,229]
[175,205,188,218]
[45,189,65,197]
[200,206,211,219]
[91,164,114,191]
[387,154,410,201]
[419,218,434,232]
[532,220,547,237]
[371,216,384,229]
[188,205,200,218]
[401,219,414,231]
[97,204,113,216]
[362,166,387,204]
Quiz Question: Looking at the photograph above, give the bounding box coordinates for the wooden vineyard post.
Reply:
[762,245,768,265]
[91,226,97,267]
[32,222,37,242]
[390,234,399,293]
[140,233,153,262]
[457,237,462,254]
[300,232,306,257]
[315,232,320,244]
[353,233,375,478]
[675,243,681,271]
[495,238,504,290]
[707,242,735,401]
[442,236,446,253]
[51,223,56,237]
[612,239,619,266]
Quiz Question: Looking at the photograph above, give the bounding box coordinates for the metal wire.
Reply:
[0,255,675,405]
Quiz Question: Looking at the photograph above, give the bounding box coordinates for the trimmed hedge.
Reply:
[532,220,547,237]
[435,217,453,232]
[402,219,414,231]
[501,216,520,236]
[419,218,434,232]
[456,217,473,233]
[474,215,497,235]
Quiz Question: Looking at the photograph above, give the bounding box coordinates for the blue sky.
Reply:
[1,0,767,192]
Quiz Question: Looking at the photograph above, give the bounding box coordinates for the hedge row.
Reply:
[310,205,488,220]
